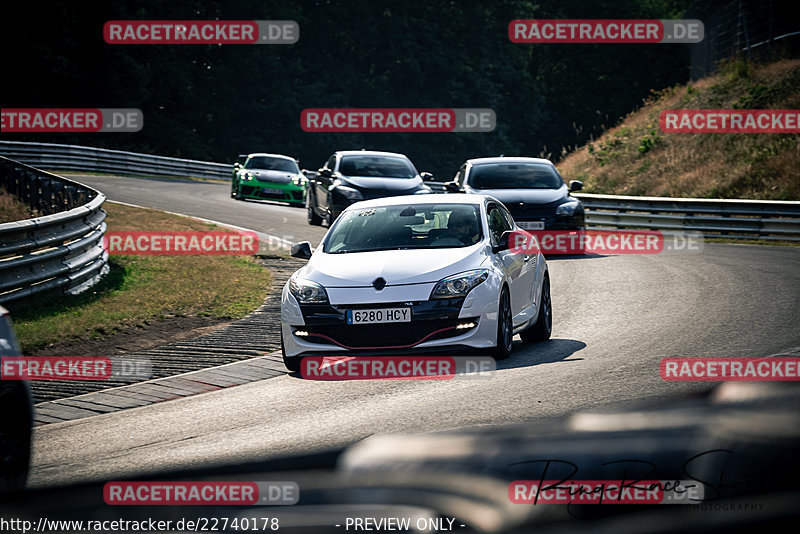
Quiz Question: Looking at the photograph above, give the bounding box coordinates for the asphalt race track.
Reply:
[28,175,800,489]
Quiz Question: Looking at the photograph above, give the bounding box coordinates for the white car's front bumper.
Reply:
[280,277,503,359]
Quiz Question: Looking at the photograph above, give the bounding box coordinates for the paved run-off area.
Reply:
[31,256,306,425]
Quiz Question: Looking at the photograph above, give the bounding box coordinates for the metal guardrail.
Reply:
[428,182,800,242]
[0,156,109,305]
[573,193,800,242]
[1,142,796,242]
[0,141,232,180]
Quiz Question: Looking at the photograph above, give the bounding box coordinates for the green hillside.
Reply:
[557,58,800,200]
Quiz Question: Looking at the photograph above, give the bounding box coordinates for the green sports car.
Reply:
[231,153,307,206]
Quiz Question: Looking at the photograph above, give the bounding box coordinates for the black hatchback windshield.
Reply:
[469,163,563,189]
[339,156,417,178]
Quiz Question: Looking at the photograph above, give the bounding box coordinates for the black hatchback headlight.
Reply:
[555,200,582,216]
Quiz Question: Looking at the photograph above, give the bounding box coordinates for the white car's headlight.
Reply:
[555,200,581,216]
[289,278,329,304]
[243,172,255,181]
[430,269,489,299]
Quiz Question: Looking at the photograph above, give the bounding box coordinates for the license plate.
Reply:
[346,307,411,325]
[518,221,545,230]
[261,187,283,195]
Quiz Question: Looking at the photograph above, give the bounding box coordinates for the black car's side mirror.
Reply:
[318,168,333,178]
[420,172,435,182]
[569,180,583,193]
[444,181,461,193]
[290,241,313,260]
[493,230,514,253]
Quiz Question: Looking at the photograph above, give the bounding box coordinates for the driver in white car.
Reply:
[444,211,480,245]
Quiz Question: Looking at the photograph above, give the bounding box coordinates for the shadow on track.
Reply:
[497,337,586,370]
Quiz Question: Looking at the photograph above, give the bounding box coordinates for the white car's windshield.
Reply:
[244,156,298,172]
[323,204,482,253]
[469,163,562,189]
[339,155,417,178]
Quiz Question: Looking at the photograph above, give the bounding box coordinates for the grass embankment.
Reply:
[557,58,800,200]
[7,202,271,353]
[0,188,33,223]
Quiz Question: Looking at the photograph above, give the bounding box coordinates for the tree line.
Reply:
[2,0,691,179]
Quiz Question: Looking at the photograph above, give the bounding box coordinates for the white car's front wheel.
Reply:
[491,288,513,360]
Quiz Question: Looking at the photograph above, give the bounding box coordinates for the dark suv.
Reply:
[444,157,584,230]
[305,150,434,226]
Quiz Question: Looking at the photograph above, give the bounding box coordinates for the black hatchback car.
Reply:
[305,150,434,226]
[444,157,584,230]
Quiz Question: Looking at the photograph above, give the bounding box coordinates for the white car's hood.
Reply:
[298,246,486,288]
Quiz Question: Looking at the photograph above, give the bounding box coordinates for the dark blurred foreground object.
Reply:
[0,305,33,494]
[2,381,799,532]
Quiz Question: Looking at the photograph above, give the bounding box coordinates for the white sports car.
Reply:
[280,194,551,371]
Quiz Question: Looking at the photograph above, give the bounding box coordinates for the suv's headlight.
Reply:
[555,200,581,216]
[289,278,329,304]
[335,186,364,201]
[430,270,489,299]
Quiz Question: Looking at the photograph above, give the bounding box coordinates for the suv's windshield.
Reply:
[244,156,298,172]
[323,204,482,253]
[469,163,563,189]
[338,155,417,178]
